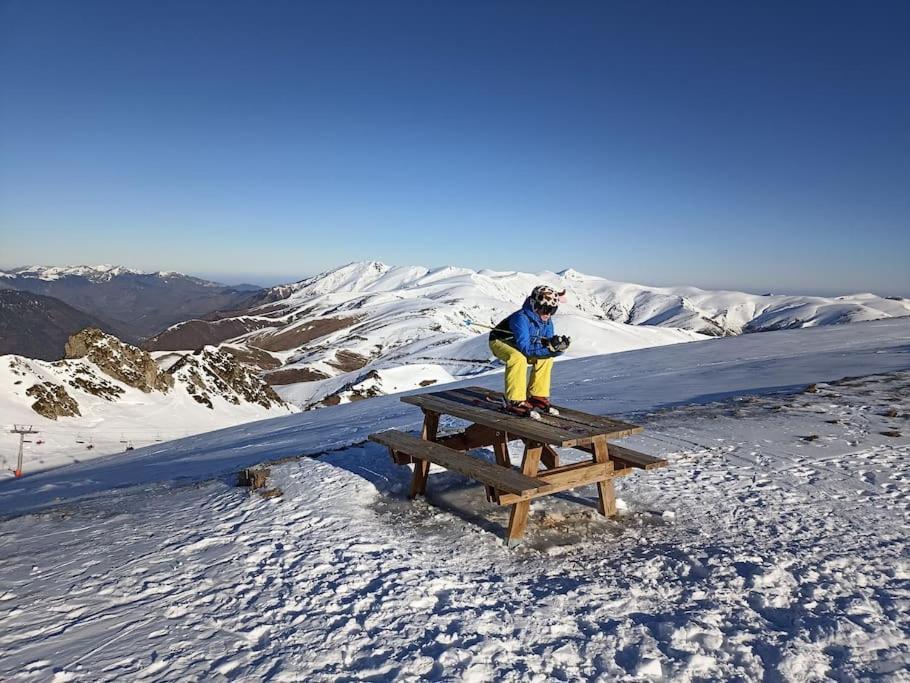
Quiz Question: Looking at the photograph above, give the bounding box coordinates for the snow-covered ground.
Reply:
[1,318,908,680]
[0,340,295,477]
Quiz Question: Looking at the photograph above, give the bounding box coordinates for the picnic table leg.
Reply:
[541,444,560,469]
[592,435,617,517]
[492,431,510,467]
[505,441,542,547]
[410,410,439,499]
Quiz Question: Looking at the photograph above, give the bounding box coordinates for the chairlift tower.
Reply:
[10,425,39,477]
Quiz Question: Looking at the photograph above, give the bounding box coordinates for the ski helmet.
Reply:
[530,285,562,315]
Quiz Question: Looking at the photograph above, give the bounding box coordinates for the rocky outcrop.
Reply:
[66,363,126,401]
[65,328,173,392]
[26,382,81,420]
[168,347,286,410]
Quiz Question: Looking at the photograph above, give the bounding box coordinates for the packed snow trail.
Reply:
[2,318,909,517]
[0,370,907,680]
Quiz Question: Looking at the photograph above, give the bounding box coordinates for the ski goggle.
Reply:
[535,302,558,315]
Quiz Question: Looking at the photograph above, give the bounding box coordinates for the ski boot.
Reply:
[528,396,560,416]
[504,399,542,420]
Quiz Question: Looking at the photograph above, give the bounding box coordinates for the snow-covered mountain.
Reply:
[1,264,159,283]
[0,328,295,473]
[556,268,910,335]
[144,261,910,409]
[0,265,264,342]
[146,262,708,408]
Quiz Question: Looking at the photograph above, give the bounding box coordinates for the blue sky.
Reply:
[1,0,908,295]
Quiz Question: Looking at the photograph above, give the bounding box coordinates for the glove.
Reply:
[546,335,571,352]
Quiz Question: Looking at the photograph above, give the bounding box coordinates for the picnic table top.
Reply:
[401,385,642,448]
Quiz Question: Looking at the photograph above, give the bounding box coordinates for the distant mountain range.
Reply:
[0,265,264,346]
[0,290,119,360]
[2,261,908,410]
[142,261,910,408]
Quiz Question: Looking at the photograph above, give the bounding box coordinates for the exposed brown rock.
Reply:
[142,318,276,352]
[252,316,361,352]
[326,350,369,372]
[67,364,125,401]
[26,382,81,420]
[222,345,282,370]
[265,367,331,385]
[65,329,173,392]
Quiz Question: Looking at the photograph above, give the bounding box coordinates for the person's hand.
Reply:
[548,335,571,352]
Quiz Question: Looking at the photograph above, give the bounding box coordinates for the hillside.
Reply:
[144,261,910,408]
[0,289,119,360]
[0,329,295,473]
[0,319,907,680]
[0,265,264,341]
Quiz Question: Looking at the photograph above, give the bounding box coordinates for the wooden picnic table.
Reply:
[369,385,666,546]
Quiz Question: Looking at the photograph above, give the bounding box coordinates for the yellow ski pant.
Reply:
[489,339,553,402]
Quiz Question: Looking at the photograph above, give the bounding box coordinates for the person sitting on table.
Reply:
[488,285,571,416]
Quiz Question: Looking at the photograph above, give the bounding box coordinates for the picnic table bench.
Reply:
[368,385,666,546]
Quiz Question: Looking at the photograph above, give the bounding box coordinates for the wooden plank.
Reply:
[505,501,530,548]
[460,386,643,439]
[405,390,581,445]
[498,461,612,504]
[452,387,624,441]
[409,410,439,498]
[435,424,497,451]
[575,442,666,470]
[492,432,511,468]
[505,441,543,546]
[401,391,584,447]
[541,444,560,469]
[607,443,667,470]
[369,430,545,495]
[592,435,617,517]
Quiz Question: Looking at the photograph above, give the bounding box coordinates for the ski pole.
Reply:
[464,319,514,339]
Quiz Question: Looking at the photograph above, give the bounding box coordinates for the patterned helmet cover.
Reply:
[530,285,561,311]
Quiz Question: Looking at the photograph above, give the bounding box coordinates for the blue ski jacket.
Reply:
[489,297,559,359]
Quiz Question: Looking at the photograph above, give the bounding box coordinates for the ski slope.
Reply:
[0,318,908,680]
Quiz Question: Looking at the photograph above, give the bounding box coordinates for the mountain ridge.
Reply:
[0,266,265,341]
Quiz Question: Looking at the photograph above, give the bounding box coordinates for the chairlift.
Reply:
[125,441,135,452]
[75,432,85,444]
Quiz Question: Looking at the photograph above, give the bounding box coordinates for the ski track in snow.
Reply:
[1,367,909,681]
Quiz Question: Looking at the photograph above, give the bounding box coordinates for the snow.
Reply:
[3,265,208,284]
[0,318,909,680]
[152,261,910,409]
[0,350,295,476]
